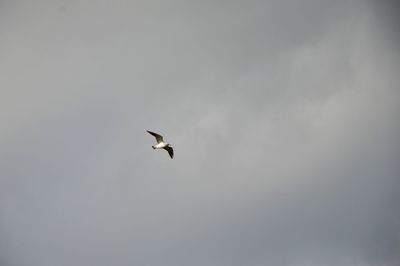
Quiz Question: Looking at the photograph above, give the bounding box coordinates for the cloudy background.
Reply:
[0,0,399,265]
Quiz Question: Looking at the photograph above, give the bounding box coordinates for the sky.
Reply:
[0,0,399,265]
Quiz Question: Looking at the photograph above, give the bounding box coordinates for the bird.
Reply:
[147,130,174,159]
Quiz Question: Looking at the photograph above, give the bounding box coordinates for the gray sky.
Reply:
[0,1,399,265]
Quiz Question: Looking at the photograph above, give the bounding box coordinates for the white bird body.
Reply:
[147,130,174,159]
[153,142,168,149]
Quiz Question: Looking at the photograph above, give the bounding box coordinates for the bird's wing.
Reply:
[164,146,174,159]
[147,130,164,143]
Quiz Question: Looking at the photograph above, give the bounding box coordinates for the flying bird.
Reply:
[147,130,174,159]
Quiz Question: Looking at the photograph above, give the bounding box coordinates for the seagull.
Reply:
[147,130,174,159]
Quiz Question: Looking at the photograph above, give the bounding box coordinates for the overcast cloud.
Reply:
[0,1,399,265]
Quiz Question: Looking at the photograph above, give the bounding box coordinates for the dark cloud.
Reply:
[0,1,399,265]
